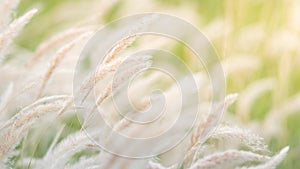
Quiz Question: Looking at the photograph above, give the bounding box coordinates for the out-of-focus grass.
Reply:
[15,0,300,168]
[16,0,91,49]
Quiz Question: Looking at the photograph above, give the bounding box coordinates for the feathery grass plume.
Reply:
[36,31,93,98]
[86,62,153,169]
[190,93,239,148]
[77,57,125,104]
[26,27,95,67]
[0,0,20,28]
[95,59,152,106]
[104,98,152,143]
[0,81,37,120]
[126,70,177,111]
[77,14,156,105]
[56,98,74,116]
[188,149,270,169]
[111,116,131,132]
[83,58,152,127]
[32,131,99,169]
[0,95,70,130]
[77,36,140,96]
[102,77,166,143]
[182,94,238,167]
[0,8,38,61]
[0,95,70,164]
[210,125,268,152]
[78,54,151,104]
[103,35,136,64]
[238,147,289,169]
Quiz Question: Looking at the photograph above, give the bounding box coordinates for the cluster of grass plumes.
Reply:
[0,0,291,169]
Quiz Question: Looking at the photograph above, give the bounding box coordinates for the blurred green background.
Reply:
[16,0,300,168]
